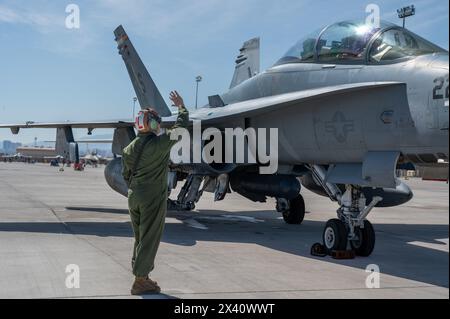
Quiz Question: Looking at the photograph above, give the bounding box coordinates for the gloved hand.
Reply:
[169,91,185,109]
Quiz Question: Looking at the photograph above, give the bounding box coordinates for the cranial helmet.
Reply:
[135,108,162,133]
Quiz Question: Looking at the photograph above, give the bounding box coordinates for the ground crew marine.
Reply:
[122,91,189,295]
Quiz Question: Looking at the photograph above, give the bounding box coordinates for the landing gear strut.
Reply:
[334,185,380,256]
[310,165,382,257]
[277,194,306,225]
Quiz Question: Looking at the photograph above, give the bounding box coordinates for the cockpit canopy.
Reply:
[276,20,446,65]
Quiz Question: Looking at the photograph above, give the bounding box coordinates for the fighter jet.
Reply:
[1,20,448,257]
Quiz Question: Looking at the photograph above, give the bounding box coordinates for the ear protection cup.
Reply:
[135,108,161,133]
[149,119,159,130]
[135,111,148,132]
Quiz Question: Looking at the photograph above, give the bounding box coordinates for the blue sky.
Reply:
[0,0,448,143]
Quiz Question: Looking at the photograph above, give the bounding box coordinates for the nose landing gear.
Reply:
[322,185,381,257]
[309,165,382,257]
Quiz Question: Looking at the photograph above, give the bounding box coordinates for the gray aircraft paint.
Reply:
[221,58,448,160]
[3,20,449,258]
[217,40,448,168]
[1,21,448,199]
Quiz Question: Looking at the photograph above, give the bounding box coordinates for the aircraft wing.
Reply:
[0,82,404,131]
[0,120,134,134]
[186,82,405,125]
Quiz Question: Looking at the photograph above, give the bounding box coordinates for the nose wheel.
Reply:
[322,218,376,256]
[322,219,348,252]
[350,220,375,256]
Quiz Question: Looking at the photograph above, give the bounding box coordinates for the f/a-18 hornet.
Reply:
[2,20,448,256]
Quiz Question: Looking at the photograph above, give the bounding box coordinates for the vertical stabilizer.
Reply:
[229,37,260,89]
[114,25,171,117]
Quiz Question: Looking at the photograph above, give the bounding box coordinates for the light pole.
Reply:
[397,5,415,28]
[195,76,202,109]
[132,97,137,120]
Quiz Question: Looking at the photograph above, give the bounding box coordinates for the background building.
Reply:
[14,147,57,163]
[1,140,22,155]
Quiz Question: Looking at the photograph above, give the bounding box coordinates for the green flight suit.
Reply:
[122,107,189,277]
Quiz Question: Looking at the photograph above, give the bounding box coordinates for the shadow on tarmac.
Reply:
[66,207,129,215]
[0,208,448,289]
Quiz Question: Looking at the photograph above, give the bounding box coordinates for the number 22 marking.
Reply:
[433,77,449,100]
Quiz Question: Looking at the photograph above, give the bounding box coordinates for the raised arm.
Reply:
[168,90,189,131]
[158,91,189,149]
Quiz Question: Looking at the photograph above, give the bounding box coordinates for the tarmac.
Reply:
[0,162,448,299]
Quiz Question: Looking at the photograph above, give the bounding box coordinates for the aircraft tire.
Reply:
[282,194,305,224]
[323,219,348,252]
[350,220,376,257]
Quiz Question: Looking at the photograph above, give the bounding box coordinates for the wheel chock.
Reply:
[331,250,356,260]
[310,243,327,257]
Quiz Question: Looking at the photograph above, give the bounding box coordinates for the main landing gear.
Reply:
[310,165,382,257]
[276,194,306,225]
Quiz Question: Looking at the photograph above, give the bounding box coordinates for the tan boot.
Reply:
[131,276,161,295]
